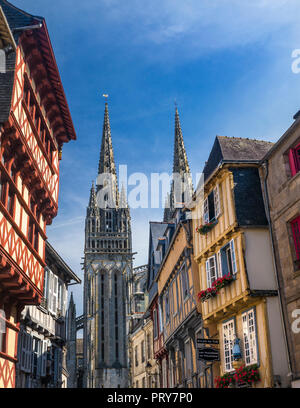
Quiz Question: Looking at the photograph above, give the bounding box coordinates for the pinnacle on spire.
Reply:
[119,184,128,209]
[89,181,97,208]
[163,193,172,222]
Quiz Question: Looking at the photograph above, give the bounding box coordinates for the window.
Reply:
[0,309,6,353]
[20,332,33,373]
[142,377,145,388]
[219,239,237,276]
[181,264,190,300]
[289,143,300,177]
[164,293,170,323]
[147,333,151,359]
[153,308,158,339]
[291,216,300,260]
[214,185,221,218]
[242,308,258,366]
[141,340,145,363]
[185,339,193,380]
[32,337,41,378]
[135,346,139,367]
[206,256,218,287]
[203,185,221,224]
[222,319,235,372]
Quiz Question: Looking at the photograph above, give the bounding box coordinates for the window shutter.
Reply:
[214,185,221,218]
[289,148,297,177]
[41,340,47,377]
[206,260,211,287]
[291,217,300,260]
[203,199,209,224]
[48,271,53,314]
[214,255,218,282]
[28,334,33,373]
[230,240,237,274]
[217,251,222,278]
[53,275,58,315]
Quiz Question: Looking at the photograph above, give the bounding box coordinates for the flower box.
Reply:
[198,274,234,303]
[215,364,261,388]
[196,219,218,235]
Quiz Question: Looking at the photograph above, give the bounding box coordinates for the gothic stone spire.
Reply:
[97,102,119,207]
[169,107,193,218]
[173,106,191,176]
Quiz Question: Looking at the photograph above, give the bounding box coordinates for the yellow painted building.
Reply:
[156,214,202,388]
[191,136,290,388]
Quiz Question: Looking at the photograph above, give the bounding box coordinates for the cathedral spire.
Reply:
[97,102,119,207]
[167,106,193,220]
[173,106,191,176]
[98,103,117,176]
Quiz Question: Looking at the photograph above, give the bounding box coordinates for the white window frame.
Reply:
[203,198,209,224]
[222,319,235,372]
[205,256,218,288]
[230,239,237,275]
[219,239,238,277]
[214,184,221,218]
[242,308,258,366]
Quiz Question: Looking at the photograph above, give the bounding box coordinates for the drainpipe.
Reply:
[262,160,293,383]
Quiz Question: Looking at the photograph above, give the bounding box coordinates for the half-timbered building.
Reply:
[0,1,76,388]
[156,107,202,388]
[15,241,80,388]
[191,136,290,388]
[147,221,168,387]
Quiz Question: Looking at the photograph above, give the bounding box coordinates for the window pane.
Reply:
[291,217,300,260]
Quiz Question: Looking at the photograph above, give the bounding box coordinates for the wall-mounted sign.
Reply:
[197,339,219,345]
[197,347,220,362]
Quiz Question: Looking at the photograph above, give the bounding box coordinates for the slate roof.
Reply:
[0,0,43,42]
[146,221,169,305]
[149,222,169,266]
[203,136,274,181]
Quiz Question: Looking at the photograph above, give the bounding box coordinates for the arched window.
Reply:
[0,309,6,353]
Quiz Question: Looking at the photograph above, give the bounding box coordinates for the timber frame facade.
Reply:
[156,210,203,388]
[191,136,290,388]
[0,1,76,388]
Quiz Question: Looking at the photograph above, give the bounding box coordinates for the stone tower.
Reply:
[164,106,193,222]
[66,293,77,388]
[83,103,132,388]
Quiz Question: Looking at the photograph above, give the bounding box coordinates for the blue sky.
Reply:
[13,0,300,315]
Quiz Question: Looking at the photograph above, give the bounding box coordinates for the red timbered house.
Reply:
[0,1,76,388]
